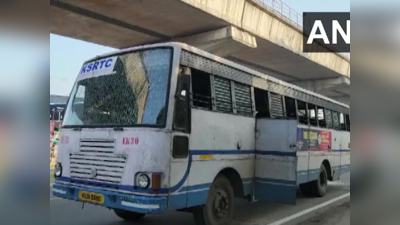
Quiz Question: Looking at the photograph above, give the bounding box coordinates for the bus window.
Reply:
[254,88,270,118]
[332,111,340,130]
[345,114,350,131]
[285,96,297,119]
[234,82,253,116]
[340,113,346,130]
[297,100,308,125]
[270,93,284,118]
[191,68,212,110]
[325,109,333,129]
[308,103,318,126]
[214,76,233,113]
[317,106,326,128]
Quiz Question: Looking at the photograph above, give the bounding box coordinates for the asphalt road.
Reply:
[298,202,350,225]
[50,173,350,225]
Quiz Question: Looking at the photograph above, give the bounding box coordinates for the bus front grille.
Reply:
[69,139,127,185]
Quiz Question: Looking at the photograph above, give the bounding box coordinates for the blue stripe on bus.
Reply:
[55,177,170,194]
[178,183,211,193]
[57,149,350,195]
[191,150,255,155]
[255,150,296,157]
[296,164,350,184]
[52,183,168,214]
[255,177,296,185]
[332,149,350,152]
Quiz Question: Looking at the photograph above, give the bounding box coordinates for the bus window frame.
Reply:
[296,100,309,125]
[308,103,318,127]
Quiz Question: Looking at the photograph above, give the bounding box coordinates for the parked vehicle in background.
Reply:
[52,42,350,225]
[50,103,66,121]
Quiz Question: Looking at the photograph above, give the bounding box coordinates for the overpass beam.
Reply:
[291,77,350,105]
[291,77,350,93]
[175,26,257,57]
[331,96,350,105]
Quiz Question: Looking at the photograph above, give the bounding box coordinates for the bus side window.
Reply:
[285,96,297,119]
[345,114,350,131]
[325,109,333,129]
[214,76,233,113]
[317,106,326,128]
[234,82,253,116]
[340,113,346,130]
[297,100,308,125]
[254,88,270,118]
[332,111,340,130]
[269,92,284,118]
[191,68,212,110]
[308,103,318,126]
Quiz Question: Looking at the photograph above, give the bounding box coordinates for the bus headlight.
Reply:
[137,174,150,189]
[54,163,62,177]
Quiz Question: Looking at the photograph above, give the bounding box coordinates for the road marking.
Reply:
[268,192,350,225]
[50,197,61,201]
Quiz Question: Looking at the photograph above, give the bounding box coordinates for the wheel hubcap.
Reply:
[213,190,230,219]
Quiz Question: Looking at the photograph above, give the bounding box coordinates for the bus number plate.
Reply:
[78,191,105,204]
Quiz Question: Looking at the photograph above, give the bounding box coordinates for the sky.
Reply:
[50,0,350,96]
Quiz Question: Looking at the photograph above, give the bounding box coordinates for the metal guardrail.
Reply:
[256,0,303,29]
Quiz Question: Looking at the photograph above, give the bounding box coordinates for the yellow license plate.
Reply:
[78,191,105,204]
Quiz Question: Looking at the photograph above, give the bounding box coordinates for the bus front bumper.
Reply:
[52,182,167,214]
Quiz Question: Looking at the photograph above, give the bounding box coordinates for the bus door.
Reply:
[333,130,342,180]
[255,119,298,205]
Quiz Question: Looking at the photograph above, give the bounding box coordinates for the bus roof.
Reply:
[85,42,349,109]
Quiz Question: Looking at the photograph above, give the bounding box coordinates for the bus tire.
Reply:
[193,175,235,225]
[114,209,145,221]
[311,164,328,197]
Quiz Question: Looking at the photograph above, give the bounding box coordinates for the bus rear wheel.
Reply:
[311,164,328,197]
[114,209,145,221]
[193,175,235,225]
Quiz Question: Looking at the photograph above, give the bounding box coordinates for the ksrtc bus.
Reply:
[53,43,350,225]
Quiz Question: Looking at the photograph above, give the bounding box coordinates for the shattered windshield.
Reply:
[63,48,172,127]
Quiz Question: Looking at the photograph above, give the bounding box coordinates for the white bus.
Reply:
[53,42,350,225]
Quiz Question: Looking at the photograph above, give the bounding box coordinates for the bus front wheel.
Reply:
[114,209,145,221]
[193,175,235,225]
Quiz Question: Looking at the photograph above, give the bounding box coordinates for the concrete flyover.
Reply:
[50,0,350,105]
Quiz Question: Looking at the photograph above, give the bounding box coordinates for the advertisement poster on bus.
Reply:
[297,128,332,151]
